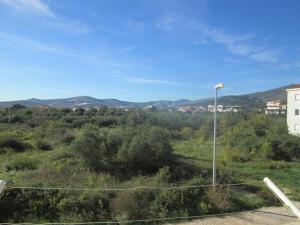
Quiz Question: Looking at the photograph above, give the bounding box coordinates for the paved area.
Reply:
[167,203,300,225]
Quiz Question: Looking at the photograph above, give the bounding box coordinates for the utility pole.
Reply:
[213,83,224,187]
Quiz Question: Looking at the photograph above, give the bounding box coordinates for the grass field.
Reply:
[173,137,300,202]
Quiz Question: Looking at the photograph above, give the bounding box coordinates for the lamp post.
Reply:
[213,83,225,187]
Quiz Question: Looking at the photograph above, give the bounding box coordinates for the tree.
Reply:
[117,126,174,174]
[72,125,118,172]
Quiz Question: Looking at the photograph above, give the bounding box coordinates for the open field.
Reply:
[0,109,300,224]
[174,137,300,201]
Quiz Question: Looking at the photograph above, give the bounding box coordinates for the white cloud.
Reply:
[129,77,182,86]
[250,51,278,63]
[154,12,279,64]
[0,0,91,34]
[0,32,147,73]
[196,24,279,64]
[0,0,53,17]
[0,31,60,53]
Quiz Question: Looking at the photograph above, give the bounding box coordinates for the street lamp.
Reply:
[212,83,225,187]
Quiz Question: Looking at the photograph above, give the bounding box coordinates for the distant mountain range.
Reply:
[0,84,295,109]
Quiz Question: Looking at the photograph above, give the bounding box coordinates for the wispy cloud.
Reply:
[119,44,140,54]
[153,9,280,65]
[0,32,148,74]
[0,0,91,34]
[155,14,177,31]
[280,59,300,70]
[40,18,91,34]
[0,0,53,17]
[0,31,61,53]
[129,77,182,86]
[196,24,278,64]
[250,51,278,63]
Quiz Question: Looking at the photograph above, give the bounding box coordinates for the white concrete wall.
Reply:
[287,88,300,136]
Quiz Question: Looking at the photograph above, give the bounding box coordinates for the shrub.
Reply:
[111,191,154,221]
[179,127,194,140]
[8,115,23,123]
[117,126,174,175]
[6,157,38,171]
[0,136,31,153]
[60,131,75,144]
[264,134,300,161]
[72,125,119,172]
[94,116,118,127]
[36,140,53,151]
[205,187,231,212]
[58,192,111,222]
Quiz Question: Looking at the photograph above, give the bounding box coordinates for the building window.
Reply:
[296,109,300,116]
[296,94,300,101]
[295,124,300,130]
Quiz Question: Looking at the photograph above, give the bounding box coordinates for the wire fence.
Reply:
[4,180,262,192]
[0,180,268,225]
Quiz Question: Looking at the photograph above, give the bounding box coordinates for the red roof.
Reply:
[288,84,300,89]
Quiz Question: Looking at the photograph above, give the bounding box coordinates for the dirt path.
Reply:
[166,203,300,225]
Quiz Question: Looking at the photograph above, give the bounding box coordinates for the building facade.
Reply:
[177,105,206,113]
[207,105,242,112]
[265,101,287,114]
[287,85,300,136]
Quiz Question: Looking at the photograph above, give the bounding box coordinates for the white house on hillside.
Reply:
[287,84,300,136]
[265,100,287,114]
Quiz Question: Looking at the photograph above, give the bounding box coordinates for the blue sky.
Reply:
[0,0,300,101]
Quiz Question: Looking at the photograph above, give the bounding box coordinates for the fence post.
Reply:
[263,177,300,219]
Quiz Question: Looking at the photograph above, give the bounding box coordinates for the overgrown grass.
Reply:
[0,111,299,224]
[173,136,300,202]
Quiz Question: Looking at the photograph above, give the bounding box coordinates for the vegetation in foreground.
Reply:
[0,106,299,224]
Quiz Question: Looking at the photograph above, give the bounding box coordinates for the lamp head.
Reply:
[215,83,225,89]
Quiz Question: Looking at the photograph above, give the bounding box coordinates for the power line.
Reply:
[0,209,258,225]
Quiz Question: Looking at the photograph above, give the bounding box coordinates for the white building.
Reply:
[265,101,287,114]
[208,105,224,112]
[177,105,206,113]
[143,105,156,111]
[207,105,242,112]
[287,85,300,136]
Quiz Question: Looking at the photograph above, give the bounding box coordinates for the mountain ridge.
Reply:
[0,84,296,109]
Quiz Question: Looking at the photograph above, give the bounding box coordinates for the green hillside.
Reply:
[242,84,294,103]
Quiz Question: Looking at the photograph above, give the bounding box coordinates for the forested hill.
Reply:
[0,84,295,109]
[195,84,293,108]
[242,84,293,102]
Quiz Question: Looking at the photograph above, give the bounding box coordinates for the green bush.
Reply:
[0,136,31,153]
[72,125,118,172]
[60,131,75,144]
[111,191,154,221]
[221,114,300,162]
[58,192,111,222]
[36,140,53,151]
[117,126,174,175]
[6,157,38,171]
[179,127,194,140]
